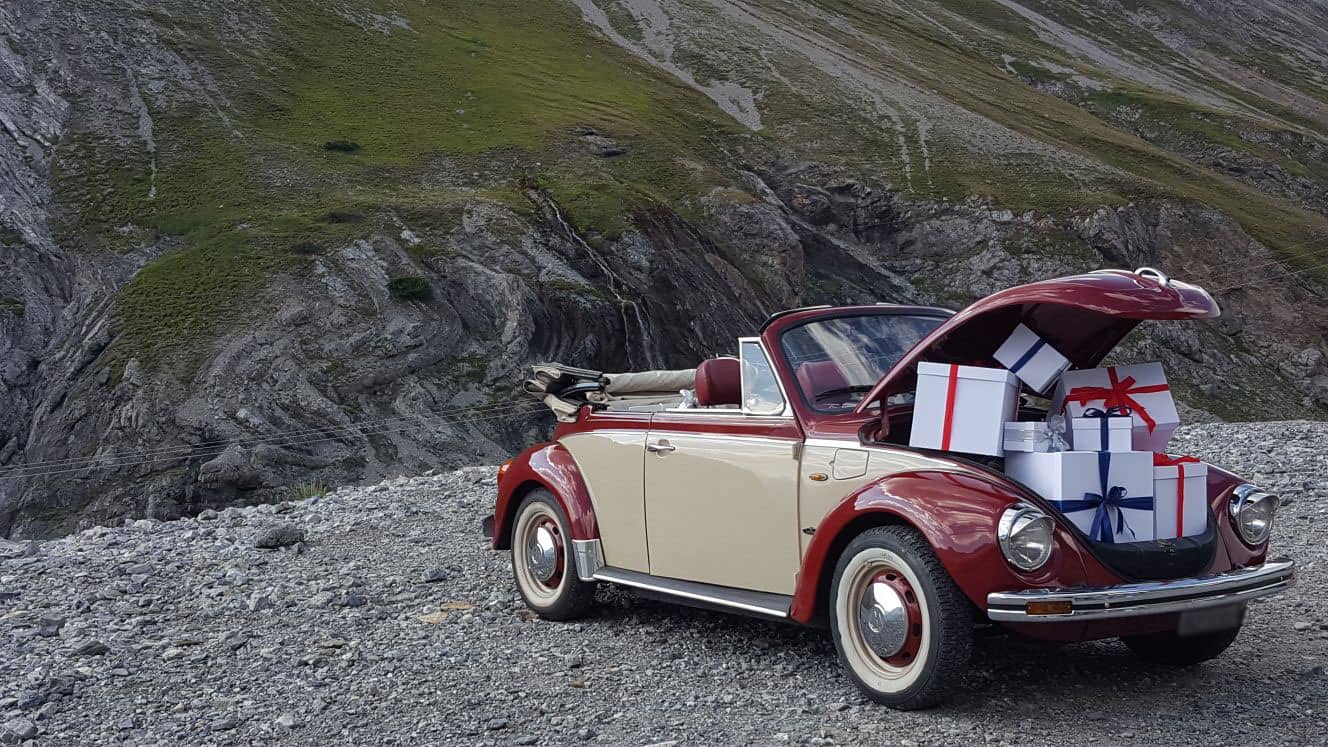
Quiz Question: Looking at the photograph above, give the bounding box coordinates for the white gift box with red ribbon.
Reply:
[1153,454,1209,539]
[910,362,1019,457]
[993,323,1070,393]
[1050,362,1180,453]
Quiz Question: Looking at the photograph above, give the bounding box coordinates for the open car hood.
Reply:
[855,268,1220,411]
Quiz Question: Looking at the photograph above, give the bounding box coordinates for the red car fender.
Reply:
[492,442,598,550]
[789,470,1107,623]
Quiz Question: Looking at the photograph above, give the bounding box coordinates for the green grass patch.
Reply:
[387,276,433,301]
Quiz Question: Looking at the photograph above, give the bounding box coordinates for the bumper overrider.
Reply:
[986,559,1295,622]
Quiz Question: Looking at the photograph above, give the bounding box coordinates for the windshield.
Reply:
[780,313,945,412]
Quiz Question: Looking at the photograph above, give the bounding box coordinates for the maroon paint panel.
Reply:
[1206,464,1267,569]
[492,442,599,550]
[790,470,1113,623]
[854,270,1221,407]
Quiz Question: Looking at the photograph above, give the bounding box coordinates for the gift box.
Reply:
[1002,421,1062,453]
[993,323,1070,393]
[1005,450,1155,543]
[1069,407,1133,451]
[1051,362,1179,453]
[910,362,1019,457]
[1153,454,1209,539]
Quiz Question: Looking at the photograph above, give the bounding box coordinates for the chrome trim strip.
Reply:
[592,567,791,618]
[570,539,605,582]
[986,560,1295,622]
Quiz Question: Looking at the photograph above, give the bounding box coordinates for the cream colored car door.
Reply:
[643,339,803,595]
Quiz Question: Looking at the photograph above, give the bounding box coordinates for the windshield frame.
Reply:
[776,309,951,416]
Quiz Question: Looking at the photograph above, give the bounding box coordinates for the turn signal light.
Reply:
[497,459,513,483]
[1025,600,1073,616]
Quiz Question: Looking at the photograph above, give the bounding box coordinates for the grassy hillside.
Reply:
[47,0,1328,372]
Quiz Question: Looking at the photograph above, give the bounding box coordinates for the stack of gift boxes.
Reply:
[909,323,1208,544]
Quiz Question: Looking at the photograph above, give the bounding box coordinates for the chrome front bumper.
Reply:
[986,559,1295,622]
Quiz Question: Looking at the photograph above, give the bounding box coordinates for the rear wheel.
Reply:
[511,490,596,621]
[829,526,972,710]
[1121,624,1242,666]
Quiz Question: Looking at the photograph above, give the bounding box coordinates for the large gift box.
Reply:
[993,323,1070,393]
[1051,363,1179,453]
[1153,454,1209,539]
[1005,450,1156,543]
[910,362,1019,457]
[1069,408,1133,452]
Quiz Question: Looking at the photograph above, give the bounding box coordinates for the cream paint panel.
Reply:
[559,430,649,572]
[798,445,960,557]
[644,433,801,595]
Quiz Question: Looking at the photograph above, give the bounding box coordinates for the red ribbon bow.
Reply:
[1153,453,1201,538]
[1065,367,1169,433]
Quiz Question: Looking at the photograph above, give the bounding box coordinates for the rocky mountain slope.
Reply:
[0,422,1324,745]
[2,0,1327,536]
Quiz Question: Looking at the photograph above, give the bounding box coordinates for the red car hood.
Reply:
[855,269,1220,410]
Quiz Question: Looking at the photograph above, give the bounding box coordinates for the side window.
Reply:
[739,339,787,416]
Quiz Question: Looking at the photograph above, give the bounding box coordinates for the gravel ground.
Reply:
[1,421,1324,745]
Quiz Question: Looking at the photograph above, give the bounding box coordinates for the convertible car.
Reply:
[485,268,1294,709]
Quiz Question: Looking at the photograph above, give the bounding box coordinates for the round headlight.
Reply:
[998,504,1055,572]
[1230,484,1278,545]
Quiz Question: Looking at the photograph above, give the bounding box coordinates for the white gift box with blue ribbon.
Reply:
[993,323,1070,393]
[1005,450,1155,543]
[1069,407,1133,451]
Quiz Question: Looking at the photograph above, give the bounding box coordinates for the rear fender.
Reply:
[493,442,598,550]
[790,470,1099,623]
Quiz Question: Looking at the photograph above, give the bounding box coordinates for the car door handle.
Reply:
[646,439,676,454]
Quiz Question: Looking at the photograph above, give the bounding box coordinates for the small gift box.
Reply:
[1069,407,1133,452]
[1002,421,1064,453]
[1153,454,1209,539]
[993,323,1070,393]
[910,362,1019,457]
[1051,362,1179,453]
[1005,450,1155,543]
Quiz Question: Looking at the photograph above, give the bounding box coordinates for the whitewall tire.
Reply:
[511,490,596,621]
[829,525,973,709]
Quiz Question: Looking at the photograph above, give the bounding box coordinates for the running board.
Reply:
[592,567,792,619]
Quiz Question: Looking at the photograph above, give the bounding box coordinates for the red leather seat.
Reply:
[797,360,849,402]
[695,357,740,406]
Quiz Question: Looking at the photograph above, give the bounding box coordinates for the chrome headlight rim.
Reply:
[998,504,1055,572]
[1229,483,1278,546]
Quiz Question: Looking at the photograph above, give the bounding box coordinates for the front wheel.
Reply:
[1121,623,1242,666]
[511,490,596,621]
[829,526,973,710]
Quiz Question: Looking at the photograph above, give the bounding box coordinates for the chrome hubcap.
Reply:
[526,524,560,583]
[857,579,908,658]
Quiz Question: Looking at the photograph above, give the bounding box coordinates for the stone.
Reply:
[254,524,306,549]
[0,718,36,743]
[73,640,110,656]
[36,616,64,638]
[275,712,300,730]
[422,568,448,583]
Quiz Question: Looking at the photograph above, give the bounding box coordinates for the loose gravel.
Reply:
[1,421,1324,745]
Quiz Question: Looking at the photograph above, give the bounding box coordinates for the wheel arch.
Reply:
[790,470,1092,623]
[493,443,598,550]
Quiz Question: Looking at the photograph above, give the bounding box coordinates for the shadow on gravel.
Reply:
[592,586,1227,710]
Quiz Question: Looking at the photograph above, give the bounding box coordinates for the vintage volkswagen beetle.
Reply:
[486,269,1294,709]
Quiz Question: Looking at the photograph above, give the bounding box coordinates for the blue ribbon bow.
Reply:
[1052,452,1154,543]
[1080,406,1132,451]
